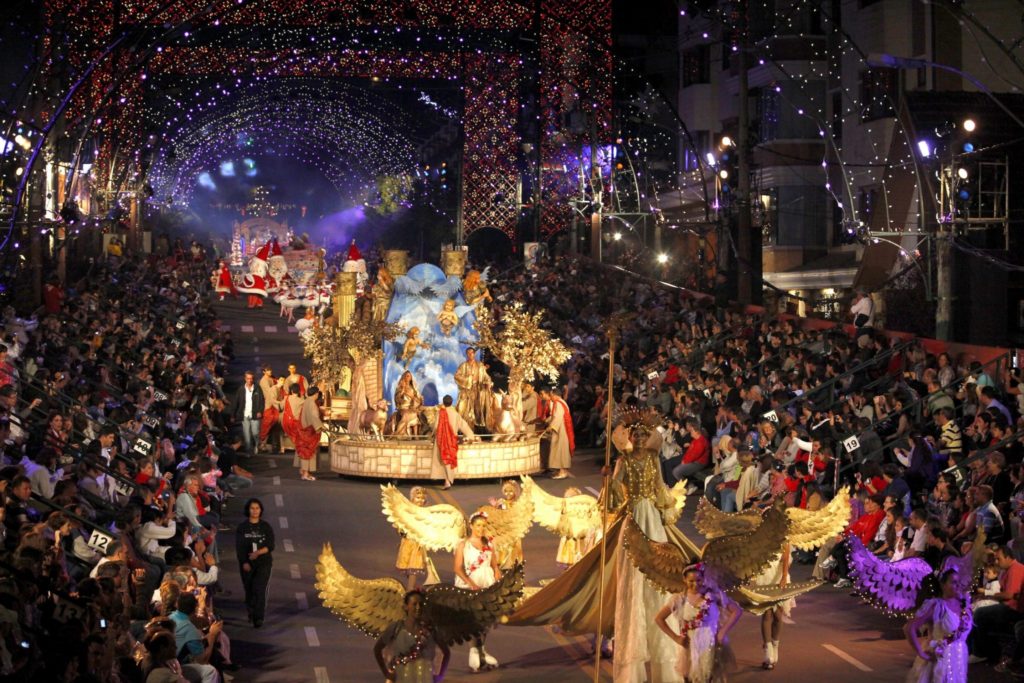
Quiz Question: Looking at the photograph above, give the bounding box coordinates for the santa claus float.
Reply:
[236,240,271,308]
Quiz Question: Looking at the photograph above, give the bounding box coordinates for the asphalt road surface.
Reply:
[208,295,1002,682]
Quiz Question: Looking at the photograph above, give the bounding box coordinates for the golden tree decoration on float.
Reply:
[303,318,404,391]
[474,302,571,406]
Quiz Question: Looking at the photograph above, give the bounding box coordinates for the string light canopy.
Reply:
[23,0,612,241]
[143,79,425,207]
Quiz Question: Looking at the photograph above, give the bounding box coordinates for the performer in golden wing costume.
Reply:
[508,418,693,682]
[378,483,534,673]
[315,544,524,683]
[508,413,847,683]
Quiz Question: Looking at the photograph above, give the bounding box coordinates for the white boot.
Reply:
[468,647,481,672]
[771,640,779,664]
[481,647,498,668]
[762,643,774,670]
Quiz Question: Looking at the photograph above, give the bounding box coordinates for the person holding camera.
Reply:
[168,592,221,683]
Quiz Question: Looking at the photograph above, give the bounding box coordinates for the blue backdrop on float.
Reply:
[382,263,480,412]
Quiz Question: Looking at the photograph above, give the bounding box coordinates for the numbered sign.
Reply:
[142,415,162,430]
[86,529,114,555]
[52,597,86,624]
[114,479,134,498]
[843,436,861,453]
[175,319,186,330]
[764,410,779,423]
[152,389,169,402]
[572,335,583,345]
[647,371,659,380]
[132,437,155,458]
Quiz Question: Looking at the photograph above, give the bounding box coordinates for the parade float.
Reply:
[303,248,569,480]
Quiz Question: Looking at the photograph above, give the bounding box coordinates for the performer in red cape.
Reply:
[283,384,320,481]
[214,260,236,300]
[540,387,575,480]
[429,394,477,490]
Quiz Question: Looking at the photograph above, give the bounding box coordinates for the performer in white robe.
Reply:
[540,387,574,479]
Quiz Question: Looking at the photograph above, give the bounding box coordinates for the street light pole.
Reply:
[865,53,1024,341]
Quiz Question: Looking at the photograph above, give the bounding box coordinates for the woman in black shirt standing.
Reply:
[236,497,274,627]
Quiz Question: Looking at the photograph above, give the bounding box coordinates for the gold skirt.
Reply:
[396,537,427,572]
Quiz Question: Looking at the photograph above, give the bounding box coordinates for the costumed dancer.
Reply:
[297,386,324,480]
[316,546,523,683]
[492,480,525,570]
[214,261,236,300]
[843,531,985,682]
[654,564,740,683]
[556,486,586,569]
[904,569,970,683]
[373,590,451,683]
[539,387,574,480]
[454,513,503,672]
[523,475,602,571]
[395,487,430,590]
[236,240,271,309]
[378,486,534,676]
[258,366,285,453]
[430,395,477,490]
[507,415,698,682]
[284,363,308,398]
[281,384,318,481]
[752,541,791,670]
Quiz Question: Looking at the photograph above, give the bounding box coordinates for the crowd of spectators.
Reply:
[483,255,1024,673]
[0,240,253,682]
[3,239,1024,680]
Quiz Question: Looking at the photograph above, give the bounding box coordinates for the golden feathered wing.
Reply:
[622,515,691,594]
[785,486,852,550]
[522,474,601,540]
[381,484,466,552]
[700,501,789,587]
[316,544,525,644]
[315,542,405,637]
[474,490,535,553]
[693,497,762,539]
[424,562,526,644]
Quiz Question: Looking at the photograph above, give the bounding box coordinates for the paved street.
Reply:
[208,296,986,682]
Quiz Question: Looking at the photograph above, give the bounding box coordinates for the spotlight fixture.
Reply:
[656,253,669,264]
[962,118,976,132]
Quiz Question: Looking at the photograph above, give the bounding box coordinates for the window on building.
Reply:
[758,88,779,142]
[682,130,710,171]
[858,185,880,227]
[682,45,710,87]
[859,68,898,121]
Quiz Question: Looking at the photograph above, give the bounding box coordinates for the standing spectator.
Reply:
[236,497,274,628]
[228,371,264,457]
[849,290,875,347]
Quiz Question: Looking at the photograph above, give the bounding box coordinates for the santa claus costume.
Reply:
[214,261,236,300]
[236,240,271,308]
[341,240,368,294]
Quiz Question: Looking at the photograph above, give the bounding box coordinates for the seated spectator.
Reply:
[970,544,1024,665]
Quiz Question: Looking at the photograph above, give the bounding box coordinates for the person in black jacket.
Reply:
[236,497,274,627]
[228,371,264,457]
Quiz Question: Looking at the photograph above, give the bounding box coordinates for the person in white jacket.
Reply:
[136,506,177,565]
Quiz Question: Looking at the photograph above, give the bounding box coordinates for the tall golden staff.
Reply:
[592,311,631,682]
